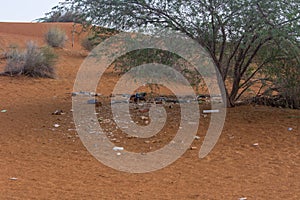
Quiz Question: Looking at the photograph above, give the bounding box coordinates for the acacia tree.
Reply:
[49,0,300,106]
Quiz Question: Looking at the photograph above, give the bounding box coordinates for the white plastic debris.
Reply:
[239,197,247,200]
[288,127,293,131]
[54,124,60,128]
[113,147,124,151]
[203,109,220,114]
[141,116,149,120]
[194,136,201,140]
[253,143,259,147]
[9,177,18,181]
[1,110,7,113]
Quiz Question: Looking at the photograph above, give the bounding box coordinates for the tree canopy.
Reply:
[48,0,300,107]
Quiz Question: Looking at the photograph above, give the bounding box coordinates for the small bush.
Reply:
[45,27,68,48]
[4,41,57,78]
[4,45,25,75]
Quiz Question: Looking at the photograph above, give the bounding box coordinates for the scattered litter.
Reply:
[9,177,18,181]
[140,116,149,120]
[194,136,201,140]
[154,97,167,104]
[197,94,209,101]
[52,110,64,115]
[203,109,220,114]
[87,99,98,104]
[116,152,122,156]
[102,119,111,124]
[72,91,100,97]
[239,197,247,200]
[111,100,129,104]
[89,92,96,96]
[54,124,60,128]
[288,127,293,131]
[253,143,259,147]
[113,146,124,151]
[1,110,7,113]
[228,135,235,140]
[71,92,78,96]
[190,146,197,150]
[131,92,147,103]
[126,135,138,139]
[139,108,150,113]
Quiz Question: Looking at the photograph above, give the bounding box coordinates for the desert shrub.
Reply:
[4,45,25,74]
[4,41,57,78]
[275,65,300,109]
[45,27,68,48]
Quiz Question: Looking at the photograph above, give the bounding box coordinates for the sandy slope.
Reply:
[0,22,299,199]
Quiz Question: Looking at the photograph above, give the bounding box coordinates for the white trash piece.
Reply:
[253,143,259,147]
[113,146,124,151]
[203,109,220,114]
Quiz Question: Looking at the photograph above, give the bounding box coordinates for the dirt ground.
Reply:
[0,23,299,200]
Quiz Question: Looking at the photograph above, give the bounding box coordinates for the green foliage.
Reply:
[113,49,203,87]
[81,35,102,51]
[81,27,119,51]
[4,41,58,78]
[38,10,84,23]
[259,39,300,108]
[48,0,300,106]
[45,27,68,48]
